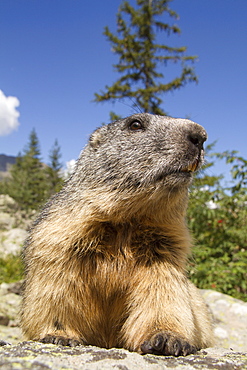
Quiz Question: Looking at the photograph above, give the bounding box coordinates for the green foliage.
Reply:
[0,254,24,284]
[45,139,64,197]
[5,129,48,211]
[95,0,198,114]
[188,148,247,301]
[109,111,123,122]
[1,130,64,211]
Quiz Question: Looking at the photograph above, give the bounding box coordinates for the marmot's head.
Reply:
[78,113,207,191]
[65,113,207,221]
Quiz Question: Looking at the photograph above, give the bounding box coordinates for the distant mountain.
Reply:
[0,154,16,172]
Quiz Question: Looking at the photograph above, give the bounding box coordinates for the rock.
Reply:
[201,290,247,352]
[0,282,22,345]
[0,195,29,257]
[0,326,21,345]
[0,195,36,235]
[0,283,22,329]
[0,228,27,256]
[0,212,16,230]
[5,281,23,296]
[0,195,16,209]
[0,342,246,369]
[0,196,17,230]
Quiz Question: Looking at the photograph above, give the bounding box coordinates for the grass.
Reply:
[0,254,24,284]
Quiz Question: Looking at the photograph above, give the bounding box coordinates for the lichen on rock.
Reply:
[0,342,246,370]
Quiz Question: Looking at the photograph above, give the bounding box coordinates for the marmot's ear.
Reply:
[89,126,108,149]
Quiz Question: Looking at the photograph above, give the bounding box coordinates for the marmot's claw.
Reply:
[40,334,82,347]
[141,331,197,356]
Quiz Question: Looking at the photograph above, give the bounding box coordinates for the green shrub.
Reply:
[188,149,247,302]
[0,254,24,284]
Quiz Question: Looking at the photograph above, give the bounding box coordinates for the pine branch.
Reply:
[94,0,198,115]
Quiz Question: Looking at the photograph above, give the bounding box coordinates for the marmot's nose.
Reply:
[188,133,206,151]
[186,122,207,151]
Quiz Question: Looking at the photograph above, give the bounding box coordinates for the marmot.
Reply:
[21,113,214,356]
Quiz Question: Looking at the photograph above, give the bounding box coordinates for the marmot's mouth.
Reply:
[155,157,201,183]
[181,158,200,173]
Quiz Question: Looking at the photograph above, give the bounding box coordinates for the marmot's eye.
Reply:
[129,120,144,131]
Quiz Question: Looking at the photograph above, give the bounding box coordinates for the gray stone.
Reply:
[201,290,247,352]
[0,195,16,209]
[0,228,27,256]
[0,286,22,326]
[0,325,21,345]
[0,342,246,369]
[0,212,16,230]
[0,195,36,234]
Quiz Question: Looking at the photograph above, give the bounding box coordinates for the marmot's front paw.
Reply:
[141,331,197,356]
[40,334,82,347]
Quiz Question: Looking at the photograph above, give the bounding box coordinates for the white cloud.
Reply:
[63,159,76,179]
[0,90,20,136]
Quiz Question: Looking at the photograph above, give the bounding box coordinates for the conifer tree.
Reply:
[95,0,198,115]
[6,129,48,210]
[46,139,64,196]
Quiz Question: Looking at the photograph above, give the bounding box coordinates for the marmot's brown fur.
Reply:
[21,113,214,356]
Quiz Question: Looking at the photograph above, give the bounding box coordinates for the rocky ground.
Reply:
[0,342,246,370]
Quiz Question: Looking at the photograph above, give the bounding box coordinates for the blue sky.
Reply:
[0,0,247,180]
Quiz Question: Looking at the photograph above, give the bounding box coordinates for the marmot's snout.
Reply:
[174,120,207,174]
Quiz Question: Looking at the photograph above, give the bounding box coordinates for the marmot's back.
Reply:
[21,113,214,356]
